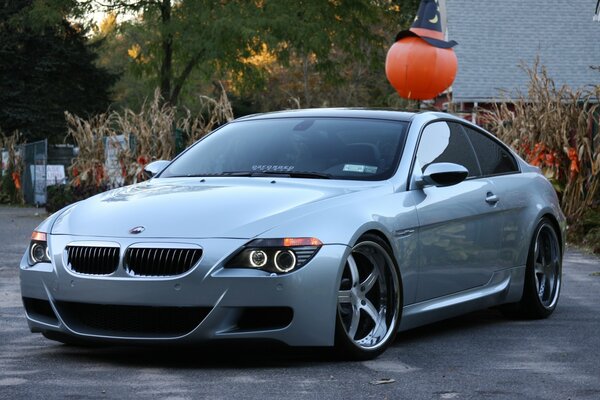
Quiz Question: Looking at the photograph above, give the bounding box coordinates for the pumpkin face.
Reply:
[385,36,458,100]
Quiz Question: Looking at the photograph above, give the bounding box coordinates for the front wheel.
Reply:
[335,234,402,360]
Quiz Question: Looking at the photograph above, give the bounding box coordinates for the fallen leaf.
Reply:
[370,378,396,385]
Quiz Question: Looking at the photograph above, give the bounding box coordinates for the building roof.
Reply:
[446,0,600,103]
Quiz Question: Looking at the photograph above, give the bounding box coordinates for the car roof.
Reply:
[235,108,420,122]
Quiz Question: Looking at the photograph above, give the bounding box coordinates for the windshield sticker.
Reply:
[252,165,295,172]
[343,164,378,174]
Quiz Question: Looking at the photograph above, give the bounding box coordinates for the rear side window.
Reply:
[416,121,481,177]
[462,126,518,176]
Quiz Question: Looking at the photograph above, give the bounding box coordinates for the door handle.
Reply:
[485,192,499,205]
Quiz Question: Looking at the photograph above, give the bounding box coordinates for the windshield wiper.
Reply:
[223,171,332,179]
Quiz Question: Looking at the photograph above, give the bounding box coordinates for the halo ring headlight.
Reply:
[30,243,47,263]
[225,237,321,274]
[274,250,297,273]
[28,231,51,265]
[249,250,268,268]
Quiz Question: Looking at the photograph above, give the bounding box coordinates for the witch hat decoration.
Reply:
[395,0,457,48]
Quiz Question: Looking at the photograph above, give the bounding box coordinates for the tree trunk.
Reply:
[169,52,203,106]
[302,53,311,107]
[159,0,173,104]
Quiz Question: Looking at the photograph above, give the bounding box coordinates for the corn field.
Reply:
[66,87,233,189]
[483,61,600,224]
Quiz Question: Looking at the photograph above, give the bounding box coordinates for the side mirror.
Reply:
[416,162,468,188]
[143,160,170,179]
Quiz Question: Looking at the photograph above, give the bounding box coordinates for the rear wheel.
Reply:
[335,234,402,360]
[503,218,562,319]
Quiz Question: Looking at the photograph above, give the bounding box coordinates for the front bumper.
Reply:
[20,234,348,347]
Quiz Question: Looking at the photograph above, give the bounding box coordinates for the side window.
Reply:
[463,126,518,175]
[416,121,481,177]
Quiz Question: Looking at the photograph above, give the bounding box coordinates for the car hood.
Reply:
[51,177,379,239]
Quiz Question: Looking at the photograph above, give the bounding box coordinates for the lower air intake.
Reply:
[23,297,59,325]
[236,307,294,331]
[56,301,211,337]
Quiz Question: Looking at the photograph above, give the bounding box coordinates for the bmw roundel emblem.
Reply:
[129,226,145,234]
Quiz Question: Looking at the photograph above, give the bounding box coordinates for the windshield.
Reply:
[160,117,408,181]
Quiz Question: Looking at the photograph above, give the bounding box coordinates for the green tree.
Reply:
[232,1,419,109]
[0,0,117,143]
[36,0,413,109]
[28,0,420,113]
[36,0,263,105]
[90,13,158,111]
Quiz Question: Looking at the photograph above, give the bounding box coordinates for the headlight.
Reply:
[225,237,322,274]
[28,231,51,265]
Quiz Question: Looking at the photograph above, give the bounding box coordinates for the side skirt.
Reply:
[398,266,525,332]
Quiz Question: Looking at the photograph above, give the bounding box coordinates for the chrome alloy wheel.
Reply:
[533,223,561,309]
[337,240,400,350]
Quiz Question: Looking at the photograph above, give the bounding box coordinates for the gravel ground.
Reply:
[1,205,599,400]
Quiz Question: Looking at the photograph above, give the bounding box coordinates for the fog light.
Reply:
[249,250,268,267]
[274,250,296,273]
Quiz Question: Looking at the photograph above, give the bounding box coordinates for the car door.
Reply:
[412,121,504,302]
[460,124,523,270]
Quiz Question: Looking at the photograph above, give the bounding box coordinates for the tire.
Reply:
[334,233,402,360]
[502,218,562,319]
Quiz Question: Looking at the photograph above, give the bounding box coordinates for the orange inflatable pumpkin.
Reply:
[386,0,458,100]
[386,37,457,100]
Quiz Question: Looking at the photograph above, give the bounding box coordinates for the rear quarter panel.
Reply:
[491,170,566,268]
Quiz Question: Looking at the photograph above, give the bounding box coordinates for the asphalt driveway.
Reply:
[1,205,599,399]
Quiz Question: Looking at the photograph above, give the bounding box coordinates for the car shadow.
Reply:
[54,341,334,368]
[395,307,509,345]
[49,307,510,368]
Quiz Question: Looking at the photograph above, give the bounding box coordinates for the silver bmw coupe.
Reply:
[20,109,565,359]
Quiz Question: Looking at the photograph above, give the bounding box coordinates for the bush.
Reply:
[0,173,17,204]
[45,183,110,213]
[577,207,600,254]
[45,184,74,212]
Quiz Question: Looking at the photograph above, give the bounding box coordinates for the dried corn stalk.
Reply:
[65,112,113,188]
[66,85,234,188]
[483,59,600,224]
[185,82,234,145]
[0,130,25,204]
